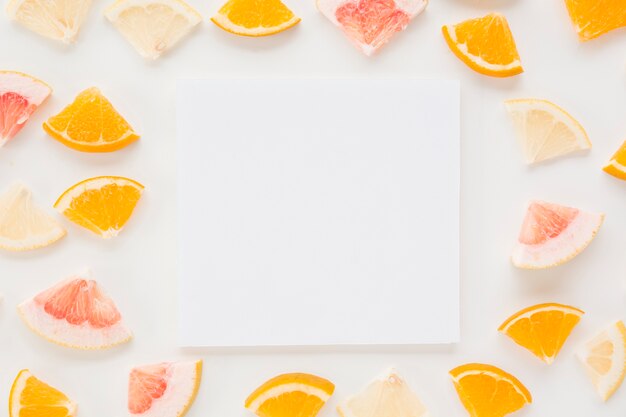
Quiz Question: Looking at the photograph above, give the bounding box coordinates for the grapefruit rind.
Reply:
[9,369,77,417]
[104,0,202,60]
[130,360,202,417]
[511,207,604,269]
[577,321,626,401]
[316,0,428,56]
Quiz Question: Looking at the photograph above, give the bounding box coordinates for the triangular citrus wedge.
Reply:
[54,176,144,238]
[105,0,202,60]
[442,13,522,77]
[129,360,202,417]
[6,0,93,43]
[499,303,584,364]
[0,183,65,251]
[564,0,626,41]
[246,373,335,417]
[511,201,603,269]
[577,320,626,401]
[44,87,139,152]
[10,370,77,417]
[602,139,626,181]
[0,71,51,148]
[505,98,591,164]
[338,369,429,417]
[317,0,428,56]
[450,363,532,417]
[211,0,300,36]
[18,272,132,349]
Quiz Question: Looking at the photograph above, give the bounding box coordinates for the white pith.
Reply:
[18,298,132,349]
[511,210,604,269]
[577,321,626,401]
[130,360,201,417]
[247,383,332,411]
[0,72,51,104]
[10,370,77,417]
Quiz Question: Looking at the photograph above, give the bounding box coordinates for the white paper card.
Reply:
[177,79,460,346]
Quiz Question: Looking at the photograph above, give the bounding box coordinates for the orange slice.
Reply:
[245,373,335,417]
[450,363,532,417]
[442,13,523,78]
[54,176,144,238]
[211,0,301,37]
[577,320,626,401]
[43,87,139,152]
[499,303,584,364]
[603,139,626,181]
[10,369,77,417]
[563,0,626,41]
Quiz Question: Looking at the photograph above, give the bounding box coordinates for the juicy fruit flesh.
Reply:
[603,140,626,180]
[217,0,296,29]
[0,92,35,143]
[256,391,325,417]
[34,278,122,328]
[129,363,169,414]
[335,0,409,50]
[564,0,626,41]
[519,202,578,245]
[11,370,76,417]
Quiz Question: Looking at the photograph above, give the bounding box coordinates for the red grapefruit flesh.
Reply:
[129,360,202,417]
[512,201,603,269]
[317,0,427,56]
[18,273,132,349]
[0,71,51,147]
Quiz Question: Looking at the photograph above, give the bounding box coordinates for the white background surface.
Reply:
[178,79,459,347]
[0,0,625,416]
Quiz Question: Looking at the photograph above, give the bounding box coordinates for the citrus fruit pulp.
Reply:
[54,176,144,238]
[317,0,428,56]
[10,369,77,417]
[105,0,202,59]
[563,0,626,41]
[211,0,301,37]
[18,273,132,349]
[0,71,51,147]
[511,201,603,269]
[603,139,626,180]
[442,13,523,77]
[129,360,203,417]
[499,303,584,364]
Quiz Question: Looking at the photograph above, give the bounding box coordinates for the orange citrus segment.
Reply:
[603,140,626,181]
[9,370,77,417]
[563,0,626,41]
[499,303,584,364]
[43,87,139,152]
[450,363,531,417]
[442,13,523,78]
[211,0,301,36]
[577,321,626,401]
[54,176,144,238]
[245,373,335,417]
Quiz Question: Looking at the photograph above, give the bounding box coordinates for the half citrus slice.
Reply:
[211,0,300,37]
[442,13,522,77]
[245,373,335,417]
[129,360,202,417]
[338,369,429,417]
[577,320,626,401]
[18,273,132,349]
[10,369,77,417]
[0,183,65,251]
[563,0,626,41]
[0,71,51,147]
[505,98,591,164]
[499,303,584,364]
[105,0,202,60]
[450,363,532,417]
[54,176,144,238]
[602,139,626,180]
[317,0,428,56]
[6,0,93,43]
[43,87,139,152]
[511,201,604,269]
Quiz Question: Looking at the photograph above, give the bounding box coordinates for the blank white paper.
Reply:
[177,79,460,346]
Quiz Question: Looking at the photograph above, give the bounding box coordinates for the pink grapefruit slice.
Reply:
[17,273,132,349]
[0,71,51,148]
[129,360,203,417]
[317,0,428,56]
[511,201,604,269]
